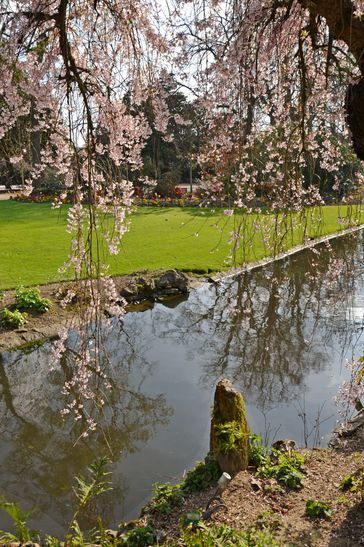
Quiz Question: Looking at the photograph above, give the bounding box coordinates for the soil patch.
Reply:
[142,440,364,546]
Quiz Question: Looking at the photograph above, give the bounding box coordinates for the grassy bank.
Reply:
[0,200,363,289]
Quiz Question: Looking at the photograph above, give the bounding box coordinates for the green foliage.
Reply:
[181,522,248,547]
[181,522,279,546]
[180,510,202,528]
[15,286,52,313]
[0,459,115,546]
[149,482,184,515]
[0,498,39,544]
[340,470,364,493]
[44,536,61,546]
[0,307,27,328]
[120,525,157,546]
[72,457,112,520]
[255,511,282,532]
[65,520,86,546]
[182,458,221,494]
[249,434,269,467]
[214,421,245,454]
[257,451,305,490]
[305,499,332,519]
[354,356,364,394]
[149,459,221,516]
[336,495,353,507]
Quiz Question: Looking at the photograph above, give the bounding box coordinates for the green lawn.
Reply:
[0,201,363,290]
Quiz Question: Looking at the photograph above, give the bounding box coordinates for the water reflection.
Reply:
[0,233,364,534]
[0,347,173,534]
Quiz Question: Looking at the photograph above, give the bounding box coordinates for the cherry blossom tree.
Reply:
[174,0,364,202]
[0,0,176,429]
[2,0,364,426]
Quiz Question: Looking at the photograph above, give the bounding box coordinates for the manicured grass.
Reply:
[0,200,363,289]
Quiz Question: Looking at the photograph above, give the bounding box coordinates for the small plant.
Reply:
[120,525,157,546]
[0,498,39,544]
[305,499,332,519]
[1,307,27,328]
[15,286,52,313]
[340,469,364,493]
[181,522,279,546]
[249,434,269,467]
[71,457,112,523]
[150,482,184,515]
[258,451,305,490]
[181,522,248,546]
[0,459,113,546]
[336,495,353,507]
[214,421,245,453]
[182,458,221,494]
[180,510,202,529]
[256,510,282,532]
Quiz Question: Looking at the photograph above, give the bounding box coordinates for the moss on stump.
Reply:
[210,379,249,476]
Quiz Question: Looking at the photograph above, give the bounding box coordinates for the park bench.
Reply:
[0,185,7,193]
[10,185,22,192]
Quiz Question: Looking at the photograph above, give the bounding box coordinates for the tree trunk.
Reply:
[30,98,41,168]
[210,379,249,476]
[299,0,364,68]
[298,0,364,159]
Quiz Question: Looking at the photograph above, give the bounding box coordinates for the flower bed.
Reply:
[12,192,204,207]
[11,192,73,204]
[135,195,203,207]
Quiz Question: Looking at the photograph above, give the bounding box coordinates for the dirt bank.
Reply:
[0,269,195,352]
[137,424,364,546]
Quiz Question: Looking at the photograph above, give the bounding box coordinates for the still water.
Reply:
[1,233,364,535]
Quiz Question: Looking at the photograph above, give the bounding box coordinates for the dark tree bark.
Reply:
[298,0,364,159]
[30,98,41,167]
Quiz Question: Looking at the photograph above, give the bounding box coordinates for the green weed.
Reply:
[182,458,221,494]
[257,451,305,490]
[0,498,39,544]
[214,421,245,454]
[149,482,184,515]
[340,469,364,494]
[0,307,27,328]
[15,286,52,313]
[249,434,269,467]
[71,457,112,523]
[121,525,157,546]
[181,522,279,546]
[305,499,332,519]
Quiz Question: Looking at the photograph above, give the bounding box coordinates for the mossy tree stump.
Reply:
[210,379,249,476]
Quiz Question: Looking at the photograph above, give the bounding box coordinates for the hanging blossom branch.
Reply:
[171,0,364,265]
[0,0,177,434]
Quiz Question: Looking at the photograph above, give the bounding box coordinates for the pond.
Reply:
[0,232,364,536]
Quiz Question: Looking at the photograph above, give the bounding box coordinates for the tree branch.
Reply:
[298,0,364,72]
